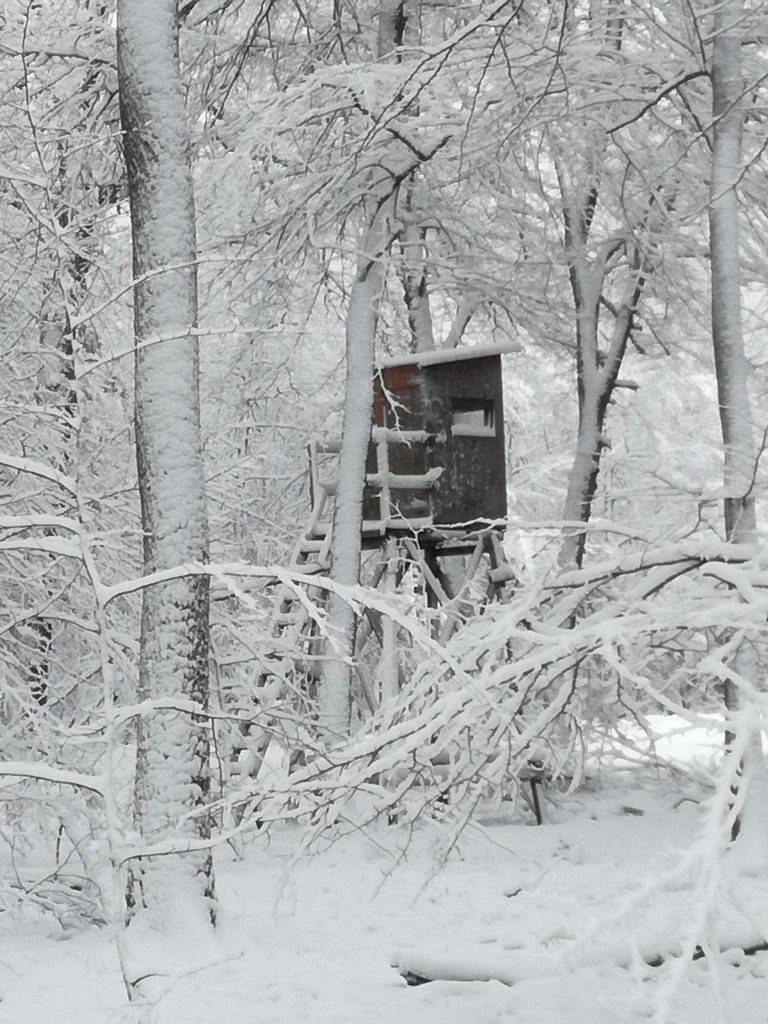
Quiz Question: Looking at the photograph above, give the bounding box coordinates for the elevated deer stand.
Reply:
[307,343,516,695]
[229,343,516,790]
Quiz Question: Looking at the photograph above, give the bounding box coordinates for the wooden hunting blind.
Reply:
[306,342,515,549]
[363,344,512,537]
[230,344,518,784]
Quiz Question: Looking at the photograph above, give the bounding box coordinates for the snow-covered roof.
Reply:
[377,341,518,370]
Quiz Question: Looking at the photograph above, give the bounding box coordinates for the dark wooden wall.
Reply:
[368,353,507,530]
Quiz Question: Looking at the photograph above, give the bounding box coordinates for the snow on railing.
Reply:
[307,431,443,538]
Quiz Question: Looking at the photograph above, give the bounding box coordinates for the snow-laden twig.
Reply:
[0,762,106,796]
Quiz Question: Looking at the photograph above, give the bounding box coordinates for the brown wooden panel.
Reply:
[374,364,419,427]
[366,352,508,534]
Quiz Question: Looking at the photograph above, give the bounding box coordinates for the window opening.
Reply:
[451,398,495,437]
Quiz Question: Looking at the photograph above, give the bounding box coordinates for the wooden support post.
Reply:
[379,537,400,704]
[485,531,517,601]
[438,536,485,644]
[403,538,452,608]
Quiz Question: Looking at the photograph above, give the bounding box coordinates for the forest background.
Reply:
[2,0,768,1015]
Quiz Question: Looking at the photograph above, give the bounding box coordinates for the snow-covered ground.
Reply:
[3,717,768,1024]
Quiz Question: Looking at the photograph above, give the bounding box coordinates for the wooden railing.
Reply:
[306,429,444,539]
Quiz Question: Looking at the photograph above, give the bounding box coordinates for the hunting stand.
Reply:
[229,343,517,787]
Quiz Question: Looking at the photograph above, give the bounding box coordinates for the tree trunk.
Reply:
[708,0,766,850]
[117,0,215,921]
[323,202,390,737]
[557,187,646,569]
[399,216,436,353]
[29,152,93,707]
[554,1,646,570]
[322,1,405,738]
[393,5,434,354]
[709,0,756,547]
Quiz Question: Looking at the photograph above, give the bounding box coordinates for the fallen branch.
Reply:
[393,931,768,987]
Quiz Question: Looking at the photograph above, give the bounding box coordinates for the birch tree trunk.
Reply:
[322,0,404,738]
[709,0,756,547]
[708,0,766,849]
[323,193,391,738]
[117,0,215,921]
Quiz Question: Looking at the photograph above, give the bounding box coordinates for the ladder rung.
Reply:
[297,538,324,551]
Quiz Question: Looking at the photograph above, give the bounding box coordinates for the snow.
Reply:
[378,341,518,369]
[4,722,768,1024]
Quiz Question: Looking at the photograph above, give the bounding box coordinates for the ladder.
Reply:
[226,434,517,792]
[228,523,332,786]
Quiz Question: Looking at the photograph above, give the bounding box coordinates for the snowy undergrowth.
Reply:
[2,736,768,1024]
